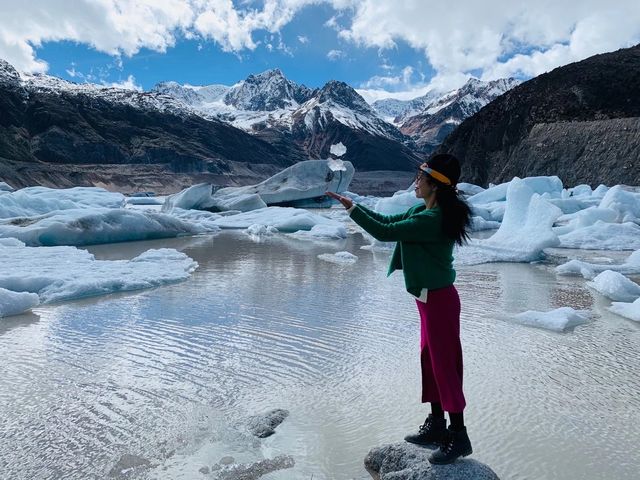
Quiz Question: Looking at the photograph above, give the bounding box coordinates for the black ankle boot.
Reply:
[428,426,473,464]
[404,414,447,446]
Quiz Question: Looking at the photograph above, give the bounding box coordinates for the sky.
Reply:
[0,1,639,102]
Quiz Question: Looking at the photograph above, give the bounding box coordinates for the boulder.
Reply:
[365,442,499,480]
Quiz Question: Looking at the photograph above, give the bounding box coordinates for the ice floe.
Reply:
[0,241,198,305]
[318,251,358,264]
[609,298,640,322]
[457,178,562,264]
[0,208,212,246]
[556,250,640,279]
[557,222,640,250]
[213,206,342,233]
[512,307,591,332]
[586,270,640,302]
[0,288,40,318]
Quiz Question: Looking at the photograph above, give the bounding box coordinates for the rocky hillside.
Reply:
[437,45,640,187]
[0,60,307,192]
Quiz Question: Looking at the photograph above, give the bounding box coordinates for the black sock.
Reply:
[430,402,444,419]
[449,412,465,431]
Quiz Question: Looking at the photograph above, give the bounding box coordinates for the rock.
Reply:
[220,456,235,465]
[246,409,289,438]
[216,455,294,480]
[200,466,211,474]
[364,443,499,480]
[108,453,152,477]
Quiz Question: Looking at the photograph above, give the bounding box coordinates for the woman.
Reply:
[327,153,472,465]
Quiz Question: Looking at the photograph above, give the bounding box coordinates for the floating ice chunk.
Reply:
[213,160,355,210]
[598,185,640,223]
[374,189,421,216]
[457,183,485,196]
[213,206,340,233]
[458,179,562,264]
[566,184,593,197]
[553,207,618,235]
[318,251,358,264]
[558,221,640,250]
[609,298,640,322]
[0,242,198,304]
[246,224,278,236]
[329,142,347,157]
[0,186,125,218]
[512,307,591,332]
[546,197,594,214]
[556,250,640,279]
[587,270,640,302]
[327,158,347,172]
[0,288,40,317]
[467,176,563,205]
[288,223,347,240]
[211,192,267,212]
[0,208,210,246]
[469,216,501,231]
[162,183,213,213]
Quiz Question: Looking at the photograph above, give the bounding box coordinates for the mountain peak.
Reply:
[318,80,371,111]
[225,69,313,111]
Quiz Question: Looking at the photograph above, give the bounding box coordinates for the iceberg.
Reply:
[212,160,355,210]
[0,186,125,218]
[609,298,640,322]
[0,241,198,304]
[512,307,591,332]
[556,250,640,279]
[0,288,40,318]
[558,221,640,250]
[587,270,640,302]
[466,176,563,205]
[213,206,342,234]
[457,178,562,264]
[0,208,212,247]
[317,251,358,264]
[598,185,640,223]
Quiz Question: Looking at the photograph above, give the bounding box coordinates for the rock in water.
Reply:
[216,455,295,480]
[364,442,499,480]
[246,409,289,438]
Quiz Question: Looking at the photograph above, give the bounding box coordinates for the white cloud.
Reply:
[327,49,345,61]
[297,35,309,44]
[0,0,638,93]
[103,74,142,91]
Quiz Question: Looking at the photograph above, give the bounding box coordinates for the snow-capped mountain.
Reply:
[394,77,521,152]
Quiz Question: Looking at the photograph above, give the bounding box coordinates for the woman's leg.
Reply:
[423,286,466,413]
[416,299,441,405]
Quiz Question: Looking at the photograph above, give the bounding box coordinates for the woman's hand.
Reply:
[326,191,354,210]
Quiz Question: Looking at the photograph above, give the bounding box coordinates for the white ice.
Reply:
[0,182,14,192]
[125,196,164,205]
[512,307,591,332]
[466,176,563,205]
[558,221,640,250]
[609,298,640,322]
[0,241,198,304]
[0,207,213,246]
[213,206,342,234]
[162,183,215,213]
[598,185,640,223]
[317,251,358,264]
[0,186,125,218]
[288,223,347,240]
[457,182,484,196]
[457,178,562,264]
[587,270,640,302]
[556,250,640,279]
[246,224,278,236]
[0,287,40,318]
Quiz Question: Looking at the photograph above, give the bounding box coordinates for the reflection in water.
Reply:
[0,231,639,479]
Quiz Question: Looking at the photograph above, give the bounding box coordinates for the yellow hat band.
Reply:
[421,166,452,186]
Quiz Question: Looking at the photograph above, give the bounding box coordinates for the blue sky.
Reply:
[1,1,638,101]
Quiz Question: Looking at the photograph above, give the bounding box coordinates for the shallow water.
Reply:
[1,231,639,479]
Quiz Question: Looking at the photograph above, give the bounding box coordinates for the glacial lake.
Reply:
[1,230,639,479]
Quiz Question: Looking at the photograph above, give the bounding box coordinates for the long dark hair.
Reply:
[424,154,472,245]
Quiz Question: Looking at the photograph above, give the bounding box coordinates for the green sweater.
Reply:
[349,203,455,297]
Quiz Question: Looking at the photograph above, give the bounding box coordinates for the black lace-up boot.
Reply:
[428,426,473,464]
[404,414,447,446]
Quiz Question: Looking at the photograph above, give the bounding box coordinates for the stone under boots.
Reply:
[428,425,473,465]
[404,414,447,446]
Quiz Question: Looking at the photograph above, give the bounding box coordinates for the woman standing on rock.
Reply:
[327,153,473,465]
